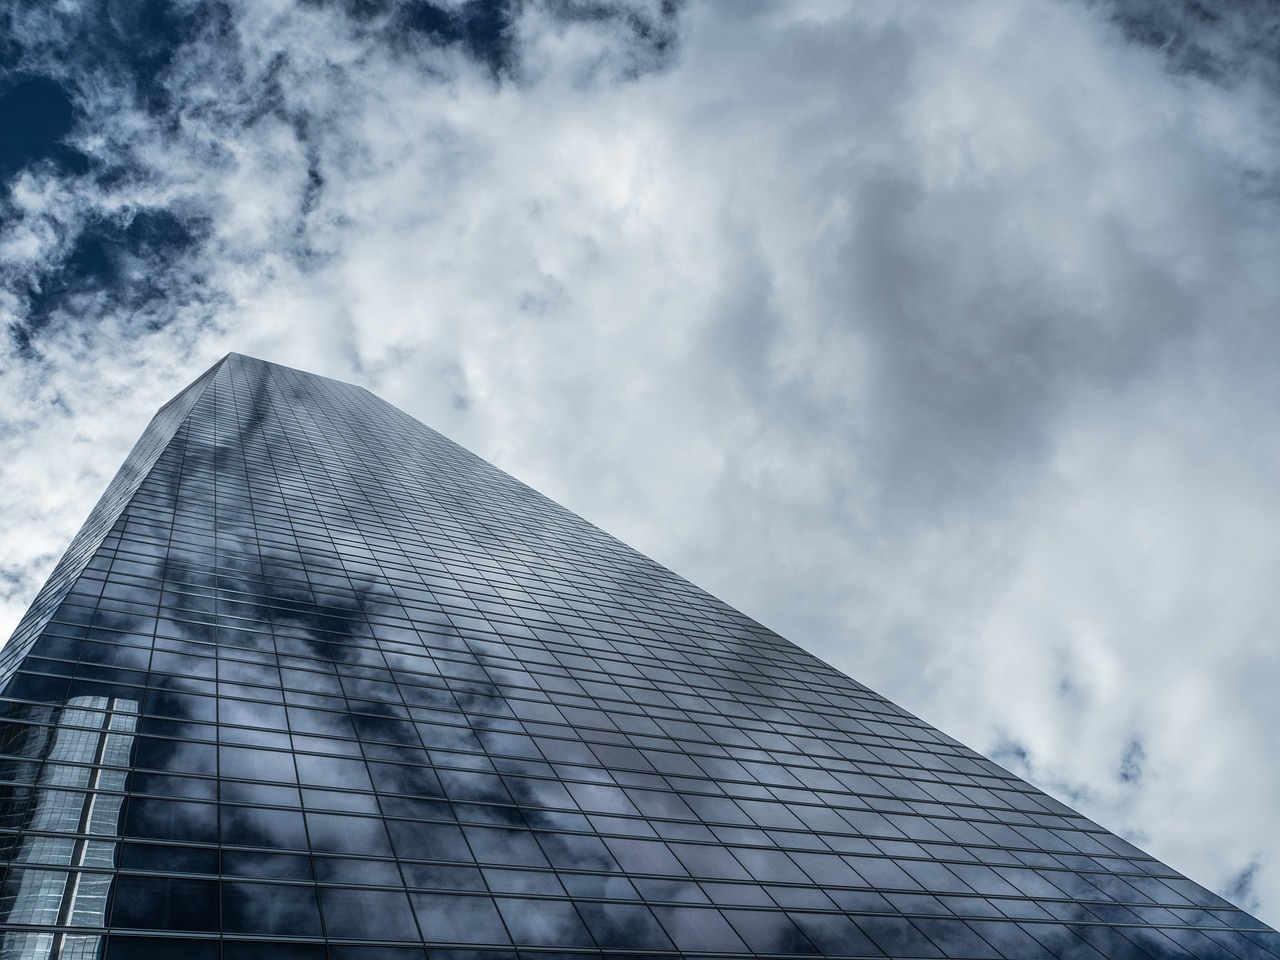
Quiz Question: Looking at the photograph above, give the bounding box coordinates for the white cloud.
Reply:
[3,0,1280,924]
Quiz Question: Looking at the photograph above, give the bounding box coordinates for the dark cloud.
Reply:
[1118,739,1145,784]
[1229,860,1263,913]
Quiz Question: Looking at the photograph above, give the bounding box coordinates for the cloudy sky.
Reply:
[3,0,1280,926]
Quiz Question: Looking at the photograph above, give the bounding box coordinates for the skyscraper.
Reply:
[0,352,1274,959]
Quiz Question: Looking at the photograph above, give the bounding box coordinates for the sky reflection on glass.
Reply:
[1,354,1278,958]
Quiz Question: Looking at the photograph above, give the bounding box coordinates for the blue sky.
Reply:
[3,0,1280,925]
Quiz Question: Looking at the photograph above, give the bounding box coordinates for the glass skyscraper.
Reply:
[1,352,1275,959]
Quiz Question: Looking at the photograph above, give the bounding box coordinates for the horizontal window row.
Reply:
[13,665,960,770]
[15,653,975,771]
[28,619,970,748]
[4,816,1199,910]
[3,868,1258,959]
[2,681,1062,828]
[1,693,1071,840]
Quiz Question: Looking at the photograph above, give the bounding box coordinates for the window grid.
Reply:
[1,354,1275,959]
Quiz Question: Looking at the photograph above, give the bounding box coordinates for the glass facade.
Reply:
[1,352,1276,959]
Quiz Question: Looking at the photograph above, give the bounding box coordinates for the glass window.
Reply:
[408,893,510,946]
[305,812,392,856]
[221,850,314,881]
[105,938,218,960]
[221,881,322,936]
[603,837,687,876]
[123,798,217,844]
[109,876,219,931]
[319,887,420,941]
[221,805,308,850]
[651,906,748,952]
[494,897,593,947]
[387,820,472,862]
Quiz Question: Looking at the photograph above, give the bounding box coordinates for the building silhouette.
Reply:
[0,352,1276,958]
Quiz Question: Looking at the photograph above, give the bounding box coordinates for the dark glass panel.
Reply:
[122,797,217,843]
[602,837,687,876]
[327,948,427,960]
[670,843,752,881]
[494,897,594,947]
[133,738,216,776]
[105,937,219,960]
[219,745,298,782]
[731,847,810,884]
[221,849,315,881]
[221,804,308,849]
[318,887,421,941]
[575,902,675,950]
[388,819,472,862]
[223,943,326,960]
[314,855,403,885]
[401,863,487,892]
[295,753,374,791]
[409,893,511,946]
[222,880,323,936]
[913,918,1004,958]
[650,906,749,952]
[305,812,393,856]
[302,786,380,813]
[109,875,219,931]
[119,842,218,874]
[853,916,947,959]
[788,912,887,956]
